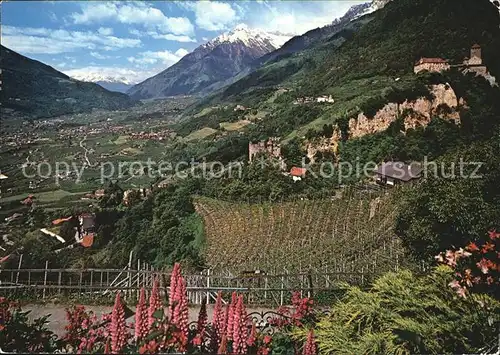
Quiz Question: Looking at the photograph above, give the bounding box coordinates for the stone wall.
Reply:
[414,62,450,74]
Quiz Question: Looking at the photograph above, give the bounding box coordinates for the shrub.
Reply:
[298,266,499,355]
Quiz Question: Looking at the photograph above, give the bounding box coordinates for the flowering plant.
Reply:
[436,230,499,297]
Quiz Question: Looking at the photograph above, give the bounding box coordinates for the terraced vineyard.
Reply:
[195,189,409,275]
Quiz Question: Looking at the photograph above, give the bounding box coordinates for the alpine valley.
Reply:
[0,1,499,353]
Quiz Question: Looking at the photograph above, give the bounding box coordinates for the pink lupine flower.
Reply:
[176,277,189,347]
[110,292,127,354]
[246,322,257,348]
[104,338,111,354]
[303,329,317,355]
[196,301,208,345]
[217,334,228,355]
[148,278,162,327]
[211,291,225,346]
[232,295,248,354]
[169,263,181,316]
[168,263,189,350]
[135,288,149,341]
[226,292,237,340]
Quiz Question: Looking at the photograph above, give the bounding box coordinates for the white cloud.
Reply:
[127,48,189,67]
[71,3,194,35]
[2,25,141,54]
[128,28,196,42]
[90,51,111,60]
[49,12,58,22]
[151,33,196,43]
[190,1,238,31]
[249,1,365,36]
[97,27,114,36]
[129,29,142,37]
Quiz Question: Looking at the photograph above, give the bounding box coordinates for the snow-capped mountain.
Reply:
[65,69,144,93]
[202,24,291,50]
[70,74,133,93]
[69,73,135,86]
[127,25,290,99]
[0,45,134,118]
[331,0,391,25]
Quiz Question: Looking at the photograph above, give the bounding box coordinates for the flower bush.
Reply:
[436,230,499,297]
[0,297,58,353]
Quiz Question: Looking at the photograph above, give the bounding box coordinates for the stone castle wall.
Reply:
[414,62,450,74]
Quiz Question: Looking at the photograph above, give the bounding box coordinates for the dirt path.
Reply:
[79,135,93,167]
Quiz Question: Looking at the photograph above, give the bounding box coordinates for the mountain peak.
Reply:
[205,24,291,49]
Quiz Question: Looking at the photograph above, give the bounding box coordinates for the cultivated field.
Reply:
[195,189,407,275]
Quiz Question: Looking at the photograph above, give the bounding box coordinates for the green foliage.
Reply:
[396,139,500,262]
[103,185,205,269]
[302,266,499,355]
[0,299,59,353]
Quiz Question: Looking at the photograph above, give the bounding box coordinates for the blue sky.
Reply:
[2,1,365,83]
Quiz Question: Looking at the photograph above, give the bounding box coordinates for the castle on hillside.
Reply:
[413,45,494,85]
[461,44,488,76]
[248,138,282,162]
[413,57,450,74]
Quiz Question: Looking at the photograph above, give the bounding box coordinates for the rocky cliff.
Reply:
[306,84,463,161]
[349,84,461,138]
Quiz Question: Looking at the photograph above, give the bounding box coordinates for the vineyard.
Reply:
[195,188,410,275]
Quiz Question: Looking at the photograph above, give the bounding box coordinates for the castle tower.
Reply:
[469,44,482,65]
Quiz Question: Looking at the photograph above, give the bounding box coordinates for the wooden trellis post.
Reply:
[42,261,49,299]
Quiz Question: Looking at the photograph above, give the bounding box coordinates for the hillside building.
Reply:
[234,105,248,111]
[461,44,490,77]
[316,95,335,103]
[290,167,307,182]
[248,138,282,162]
[413,58,450,74]
[374,162,422,186]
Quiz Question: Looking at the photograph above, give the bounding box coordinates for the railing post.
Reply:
[280,275,284,306]
[79,270,83,297]
[206,269,210,305]
[15,254,23,284]
[137,259,141,299]
[42,261,49,299]
[58,271,62,295]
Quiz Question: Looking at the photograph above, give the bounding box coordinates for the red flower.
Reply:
[488,230,500,240]
[477,258,490,274]
[466,242,479,252]
[263,335,272,345]
[481,242,495,253]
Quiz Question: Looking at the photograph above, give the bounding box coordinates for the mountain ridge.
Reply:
[0,45,135,118]
[127,25,287,100]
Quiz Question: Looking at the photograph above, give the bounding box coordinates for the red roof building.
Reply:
[290,167,307,178]
[414,57,451,74]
